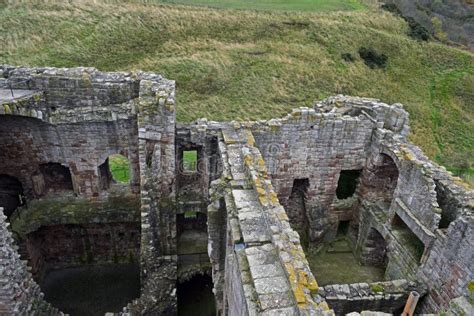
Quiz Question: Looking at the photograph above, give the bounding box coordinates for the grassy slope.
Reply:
[0,1,472,182]
[153,0,366,12]
[109,154,130,183]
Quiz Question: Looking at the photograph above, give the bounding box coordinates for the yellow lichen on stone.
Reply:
[258,195,268,206]
[246,130,255,146]
[244,154,253,166]
[165,103,175,112]
[256,187,265,196]
[269,192,279,205]
[294,284,306,304]
[306,276,318,291]
[277,211,289,221]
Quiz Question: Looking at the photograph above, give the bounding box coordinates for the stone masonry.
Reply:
[0,66,473,315]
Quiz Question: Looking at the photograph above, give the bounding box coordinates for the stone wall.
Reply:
[0,65,142,198]
[0,210,63,315]
[252,107,374,243]
[128,73,178,315]
[319,279,421,315]
[351,99,474,313]
[26,222,140,281]
[1,65,472,316]
[209,124,333,315]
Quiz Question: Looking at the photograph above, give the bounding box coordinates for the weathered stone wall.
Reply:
[0,115,140,198]
[129,73,178,315]
[0,210,63,315]
[210,124,333,315]
[352,102,474,313]
[319,279,421,315]
[252,108,374,243]
[1,65,472,316]
[26,222,140,280]
[0,66,143,198]
[1,66,139,113]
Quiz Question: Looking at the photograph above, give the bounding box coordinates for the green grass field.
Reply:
[154,0,367,12]
[109,155,130,183]
[0,1,472,184]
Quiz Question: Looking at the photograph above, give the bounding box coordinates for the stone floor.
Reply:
[41,263,140,316]
[307,239,385,286]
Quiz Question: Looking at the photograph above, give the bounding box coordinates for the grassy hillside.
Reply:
[0,1,473,184]
[153,0,367,12]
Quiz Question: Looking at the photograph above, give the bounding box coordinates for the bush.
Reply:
[406,17,430,41]
[381,3,401,15]
[358,47,388,69]
[381,3,430,41]
[341,52,355,62]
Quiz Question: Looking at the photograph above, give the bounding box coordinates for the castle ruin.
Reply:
[0,66,472,315]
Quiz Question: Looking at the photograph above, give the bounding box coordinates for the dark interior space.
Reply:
[39,163,74,194]
[360,227,388,268]
[336,170,362,199]
[177,211,207,236]
[337,220,350,236]
[177,274,216,316]
[98,158,113,190]
[287,178,310,248]
[435,180,459,229]
[0,174,25,217]
[41,263,140,316]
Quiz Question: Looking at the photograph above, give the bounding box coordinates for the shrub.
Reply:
[406,17,430,41]
[381,3,401,15]
[341,52,355,62]
[381,3,429,41]
[358,47,388,69]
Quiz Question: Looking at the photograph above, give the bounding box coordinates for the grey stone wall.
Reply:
[0,210,63,315]
[319,279,421,315]
[210,124,333,315]
[252,107,374,243]
[129,74,178,315]
[352,101,474,313]
[0,66,143,198]
[0,115,140,198]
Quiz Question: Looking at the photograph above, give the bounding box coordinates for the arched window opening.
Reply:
[38,163,74,196]
[0,174,25,217]
[99,154,130,191]
[287,178,310,248]
[108,154,130,183]
[182,150,198,173]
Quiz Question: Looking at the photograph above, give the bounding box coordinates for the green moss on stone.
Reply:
[468,280,474,293]
[370,283,384,293]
